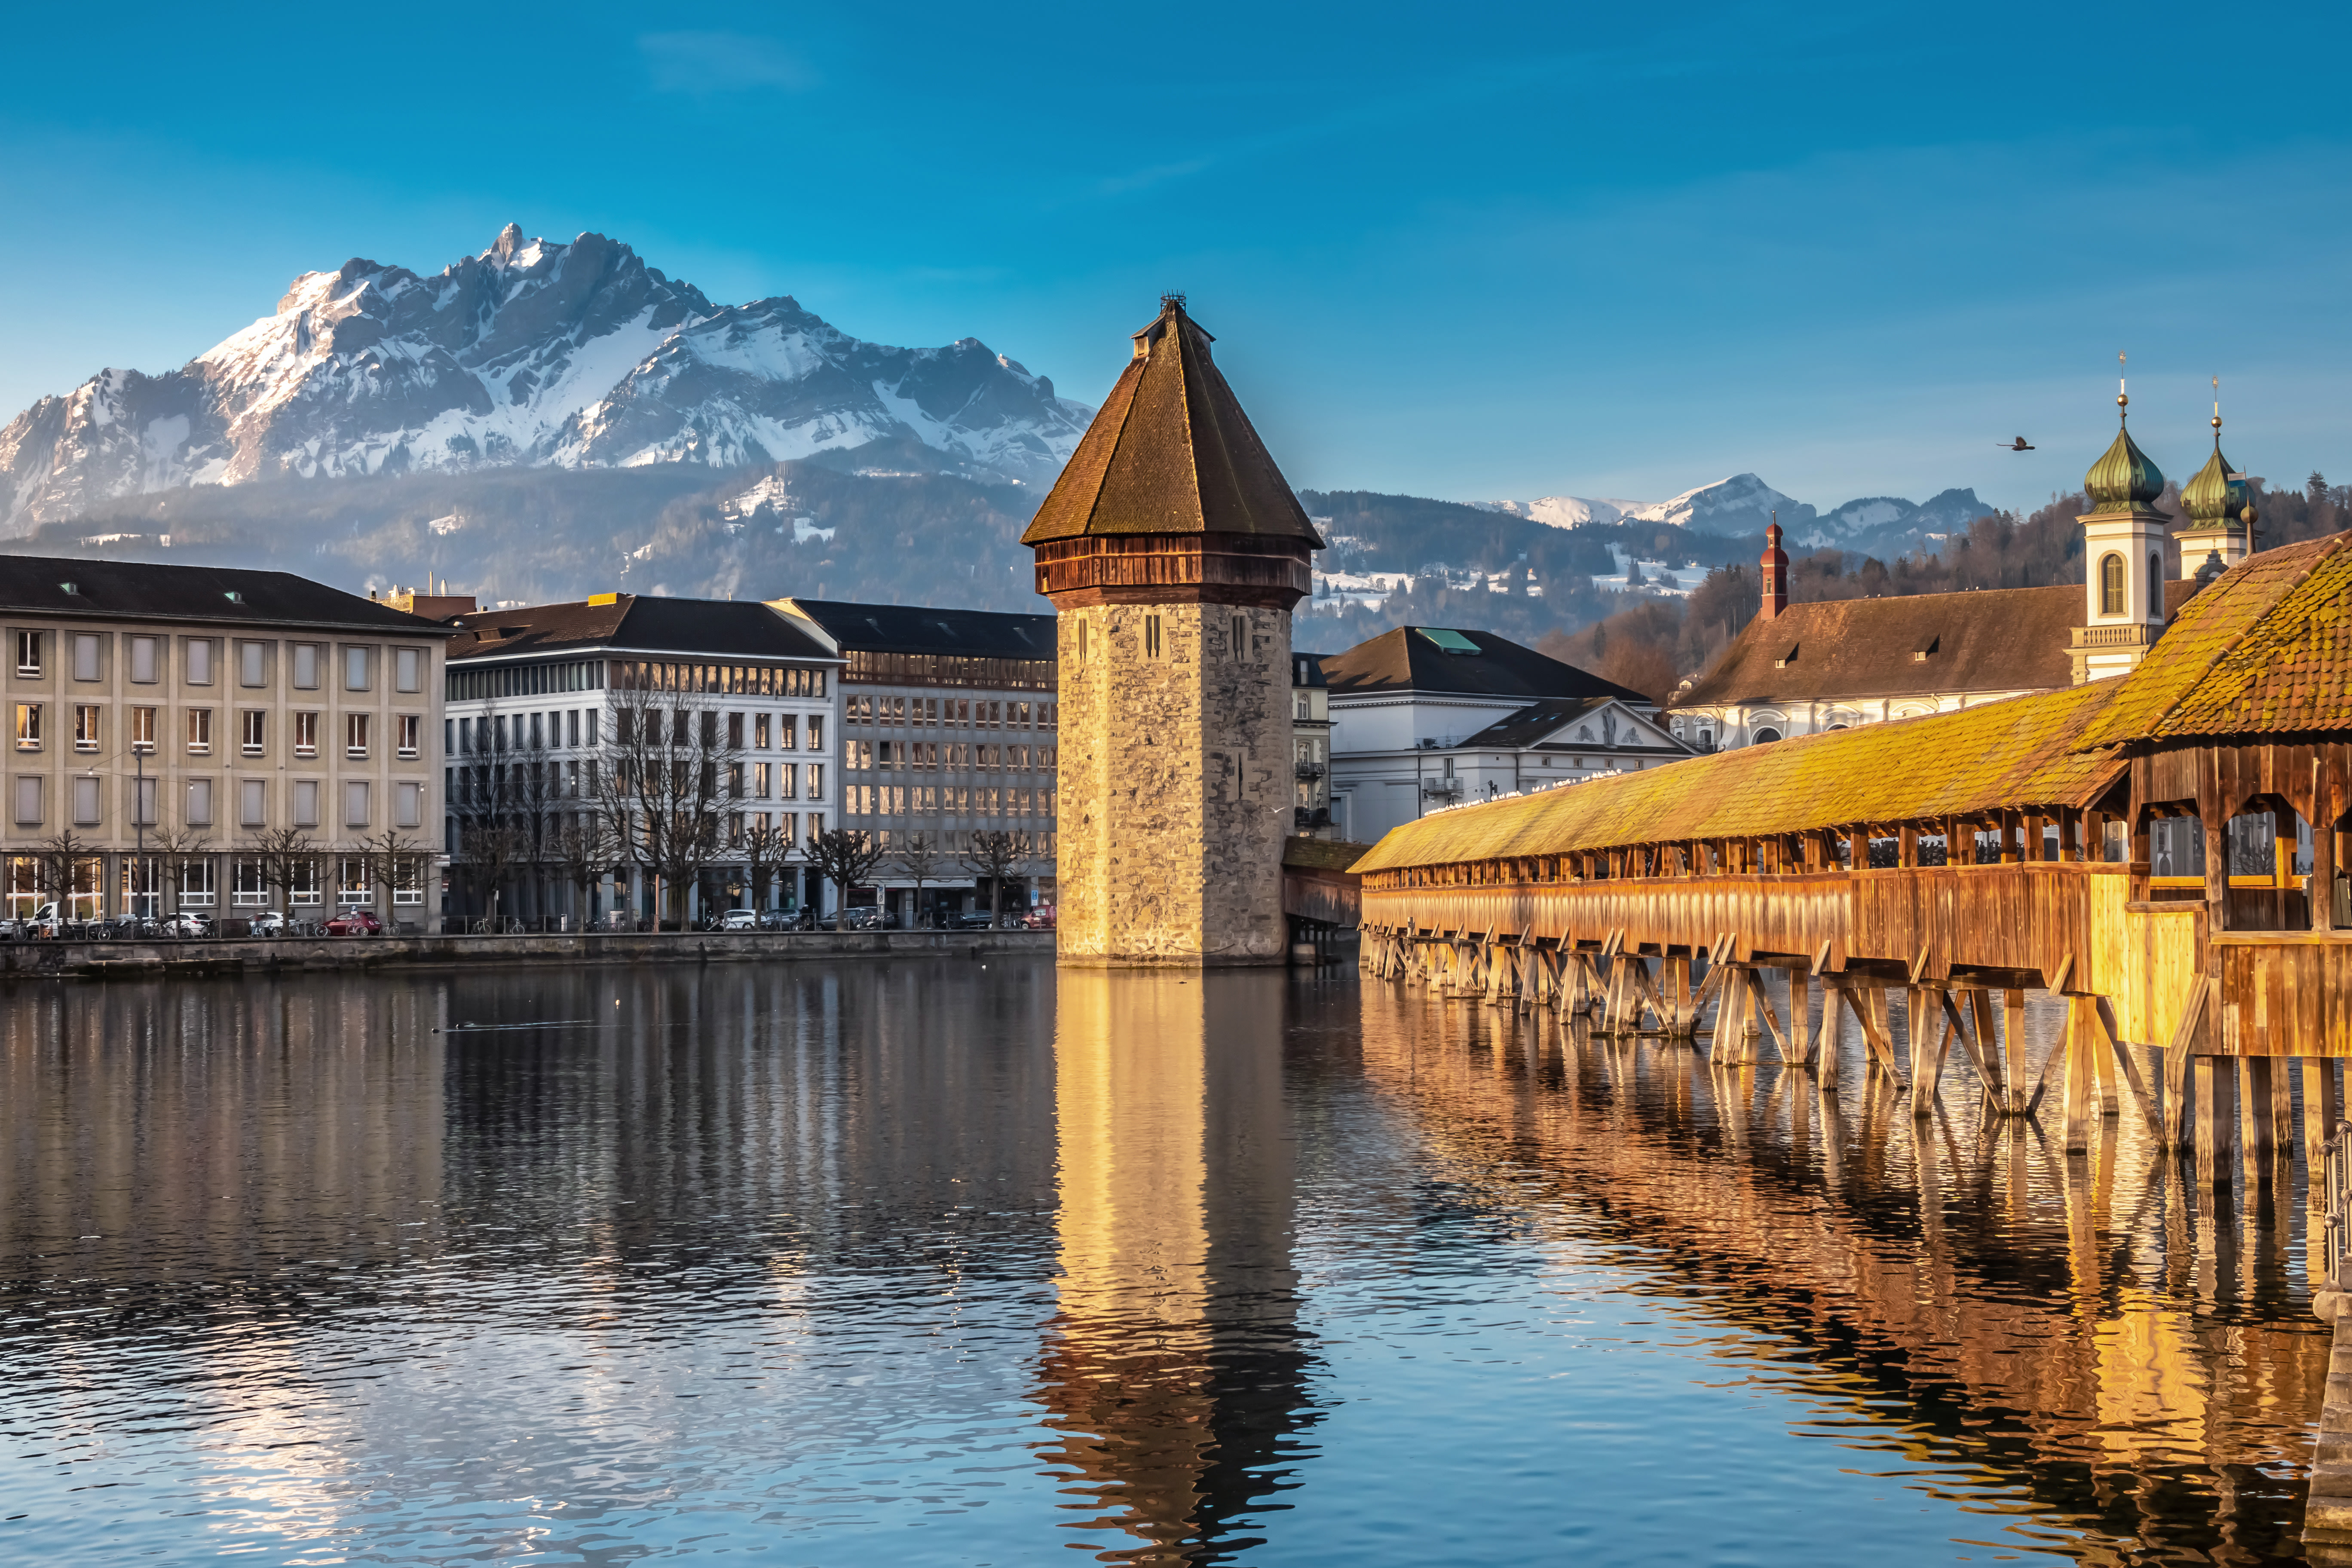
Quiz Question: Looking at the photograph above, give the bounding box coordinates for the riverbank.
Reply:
[0,927,1054,980]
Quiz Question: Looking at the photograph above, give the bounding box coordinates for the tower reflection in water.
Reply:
[1038,971,1321,1564]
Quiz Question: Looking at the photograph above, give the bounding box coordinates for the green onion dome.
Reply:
[2085,395,2165,510]
[2180,445,2248,526]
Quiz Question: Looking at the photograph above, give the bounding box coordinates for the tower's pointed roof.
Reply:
[2179,390,2251,527]
[2084,385,2165,511]
[1021,297,1321,545]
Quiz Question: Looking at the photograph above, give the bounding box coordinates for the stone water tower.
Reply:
[1022,297,1321,965]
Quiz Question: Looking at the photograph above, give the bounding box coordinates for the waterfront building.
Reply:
[1023,296,1316,965]
[0,556,451,924]
[1291,651,1335,838]
[770,598,1058,925]
[1320,625,1683,845]
[443,594,841,926]
[1669,401,2208,750]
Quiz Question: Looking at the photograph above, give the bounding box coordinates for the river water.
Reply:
[0,959,2331,1565]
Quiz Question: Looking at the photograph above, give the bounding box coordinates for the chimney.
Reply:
[1759,513,1788,622]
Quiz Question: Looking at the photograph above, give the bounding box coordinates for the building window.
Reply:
[339,855,373,905]
[72,634,100,682]
[343,781,370,829]
[239,778,266,827]
[1232,616,1247,660]
[73,775,100,827]
[179,858,215,907]
[186,777,213,827]
[294,711,318,758]
[397,714,420,759]
[293,779,319,828]
[346,713,370,759]
[14,631,40,677]
[585,710,599,747]
[131,776,156,826]
[1752,727,1782,745]
[395,647,421,693]
[130,707,155,752]
[290,858,323,906]
[396,781,423,829]
[239,640,266,688]
[1145,615,1162,658]
[74,705,99,753]
[392,855,424,905]
[806,763,824,801]
[291,643,319,689]
[14,703,39,751]
[728,712,744,747]
[345,646,370,692]
[567,709,581,748]
[242,710,266,756]
[2098,552,2125,616]
[186,707,212,755]
[187,639,214,686]
[12,775,38,825]
[807,715,824,752]
[122,854,161,913]
[2149,552,2162,617]
[130,636,158,684]
[232,858,269,907]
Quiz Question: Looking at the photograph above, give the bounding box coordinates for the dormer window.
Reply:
[1911,633,1940,664]
[1773,643,1800,669]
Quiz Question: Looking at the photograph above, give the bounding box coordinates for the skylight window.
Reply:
[1416,628,1482,654]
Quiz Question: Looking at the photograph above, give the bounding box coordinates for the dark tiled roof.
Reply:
[1020,300,1321,545]
[1352,679,2128,872]
[778,598,1055,660]
[2075,532,2352,746]
[1669,579,2207,710]
[447,595,836,663]
[0,553,450,634]
[1458,697,1682,751]
[1320,626,1651,705]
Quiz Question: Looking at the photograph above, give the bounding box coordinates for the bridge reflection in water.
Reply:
[1038,971,1319,1563]
[1351,974,2331,1563]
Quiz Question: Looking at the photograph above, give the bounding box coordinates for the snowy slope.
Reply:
[0,226,1090,531]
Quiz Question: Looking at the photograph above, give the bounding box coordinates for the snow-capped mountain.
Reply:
[1794,487,1993,554]
[0,225,1092,530]
[1483,474,1816,536]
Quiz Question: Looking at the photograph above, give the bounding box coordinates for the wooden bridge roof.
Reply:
[2073,530,2352,747]
[1348,678,2126,872]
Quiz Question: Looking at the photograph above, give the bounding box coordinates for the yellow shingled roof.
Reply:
[2072,531,2352,747]
[1349,680,2126,873]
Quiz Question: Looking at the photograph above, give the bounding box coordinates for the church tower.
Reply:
[2070,360,2172,684]
[1022,297,1320,966]
[2174,378,2256,581]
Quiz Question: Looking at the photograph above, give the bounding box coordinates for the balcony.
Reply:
[1421,776,1463,799]
[1295,761,1326,781]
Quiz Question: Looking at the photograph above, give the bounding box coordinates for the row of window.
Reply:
[11,775,423,831]
[447,761,827,805]
[846,741,1052,772]
[6,854,427,914]
[448,659,606,701]
[853,828,1054,856]
[844,785,1054,818]
[840,652,1051,692]
[14,631,424,693]
[845,695,1053,729]
[606,661,829,698]
[12,703,421,760]
[447,708,830,755]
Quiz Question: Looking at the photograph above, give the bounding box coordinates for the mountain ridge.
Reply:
[0,225,1090,531]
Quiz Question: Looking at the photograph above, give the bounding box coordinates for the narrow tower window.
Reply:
[2149,552,2162,618]
[1077,620,1088,662]
[1231,616,1246,659]
[1145,616,1162,658]
[2098,553,2125,616]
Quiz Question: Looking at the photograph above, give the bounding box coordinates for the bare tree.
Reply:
[546,810,622,929]
[357,826,431,929]
[893,832,950,929]
[741,818,798,916]
[594,686,742,928]
[148,825,211,919]
[961,829,1023,929]
[29,830,95,923]
[802,827,887,930]
[247,827,320,916]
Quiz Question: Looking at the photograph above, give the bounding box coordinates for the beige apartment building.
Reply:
[0,557,453,924]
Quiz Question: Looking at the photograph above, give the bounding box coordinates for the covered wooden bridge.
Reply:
[1351,532,2352,1181]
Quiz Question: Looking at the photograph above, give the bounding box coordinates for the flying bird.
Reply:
[2000,437,2035,451]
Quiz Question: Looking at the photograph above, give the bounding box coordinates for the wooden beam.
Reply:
[2089,995,2159,1131]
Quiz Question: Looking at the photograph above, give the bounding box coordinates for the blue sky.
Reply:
[3,1,2347,513]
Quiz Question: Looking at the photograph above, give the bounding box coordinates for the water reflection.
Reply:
[0,964,2336,1566]
[1040,972,1317,1562]
[1353,980,2330,1563]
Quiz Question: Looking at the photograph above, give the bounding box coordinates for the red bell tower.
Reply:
[1759,514,1788,622]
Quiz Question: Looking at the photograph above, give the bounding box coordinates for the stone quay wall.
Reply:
[0,928,1052,981]
[1056,602,1290,966]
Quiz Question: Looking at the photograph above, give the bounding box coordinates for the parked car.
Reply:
[758,909,798,931]
[718,908,760,931]
[952,909,1002,930]
[324,910,384,937]
[249,910,289,937]
[1021,905,1057,931]
[161,910,214,938]
[838,905,885,931]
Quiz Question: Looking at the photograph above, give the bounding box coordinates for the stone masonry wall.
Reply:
[1057,602,1291,965]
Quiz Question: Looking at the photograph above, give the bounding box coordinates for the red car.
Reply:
[324,910,384,937]
[1021,905,1056,931]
